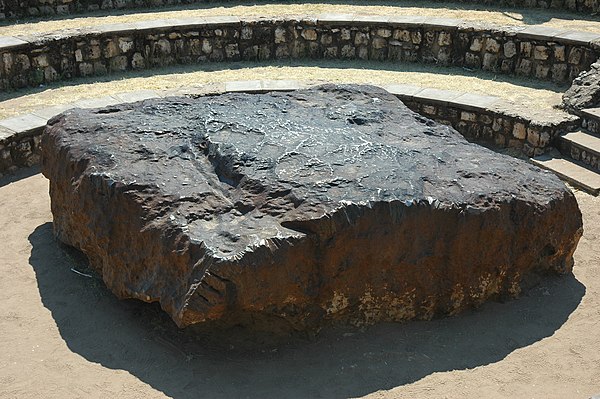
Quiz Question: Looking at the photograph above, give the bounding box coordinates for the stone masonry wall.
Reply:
[1,16,599,91]
[402,100,578,158]
[1,0,599,20]
[0,132,40,174]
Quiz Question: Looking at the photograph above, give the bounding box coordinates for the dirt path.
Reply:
[0,61,565,120]
[0,170,598,399]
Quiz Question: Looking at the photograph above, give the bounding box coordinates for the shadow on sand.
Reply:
[29,222,585,398]
[0,165,40,188]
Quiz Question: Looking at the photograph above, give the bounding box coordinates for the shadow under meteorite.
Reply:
[28,221,585,399]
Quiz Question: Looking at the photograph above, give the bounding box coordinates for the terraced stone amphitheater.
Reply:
[1,1,600,398]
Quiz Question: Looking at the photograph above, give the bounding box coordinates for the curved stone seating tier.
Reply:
[1,0,599,20]
[0,79,578,177]
[0,15,599,91]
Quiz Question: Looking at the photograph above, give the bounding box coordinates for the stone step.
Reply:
[558,130,600,171]
[580,107,600,136]
[531,154,600,195]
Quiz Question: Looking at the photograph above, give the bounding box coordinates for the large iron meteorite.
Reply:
[41,85,583,329]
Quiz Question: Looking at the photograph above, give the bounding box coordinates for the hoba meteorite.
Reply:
[42,85,583,330]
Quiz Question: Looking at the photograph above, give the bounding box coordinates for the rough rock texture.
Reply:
[563,62,600,112]
[42,85,583,330]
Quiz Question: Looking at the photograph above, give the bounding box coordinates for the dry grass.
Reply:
[0,60,565,119]
[1,1,600,37]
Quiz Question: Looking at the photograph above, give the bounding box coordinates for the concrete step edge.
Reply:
[531,154,600,195]
[560,130,600,158]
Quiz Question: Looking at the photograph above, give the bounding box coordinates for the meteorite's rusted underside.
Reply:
[41,84,583,330]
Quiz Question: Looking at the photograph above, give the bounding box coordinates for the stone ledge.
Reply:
[414,88,464,107]
[381,84,425,100]
[88,16,243,35]
[72,95,122,109]
[88,22,139,36]
[0,36,29,50]
[316,13,362,25]
[31,104,73,120]
[0,80,578,176]
[224,79,303,93]
[560,130,600,170]
[452,92,501,112]
[0,126,14,142]
[516,26,568,41]
[580,107,600,121]
[349,15,391,25]
[556,31,600,47]
[421,17,463,30]
[0,114,47,140]
[532,153,600,195]
[112,90,161,103]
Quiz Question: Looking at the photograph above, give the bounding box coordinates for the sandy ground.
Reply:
[0,61,565,120]
[2,0,600,37]
[0,169,599,399]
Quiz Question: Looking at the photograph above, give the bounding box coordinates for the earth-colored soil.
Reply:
[0,169,598,399]
[0,61,565,119]
[1,0,600,37]
[0,2,598,396]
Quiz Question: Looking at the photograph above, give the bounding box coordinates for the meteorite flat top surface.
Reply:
[47,85,565,257]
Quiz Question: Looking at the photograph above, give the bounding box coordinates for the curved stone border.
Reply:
[0,15,599,91]
[0,79,579,176]
[1,0,599,20]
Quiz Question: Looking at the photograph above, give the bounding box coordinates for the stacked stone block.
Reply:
[0,131,42,174]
